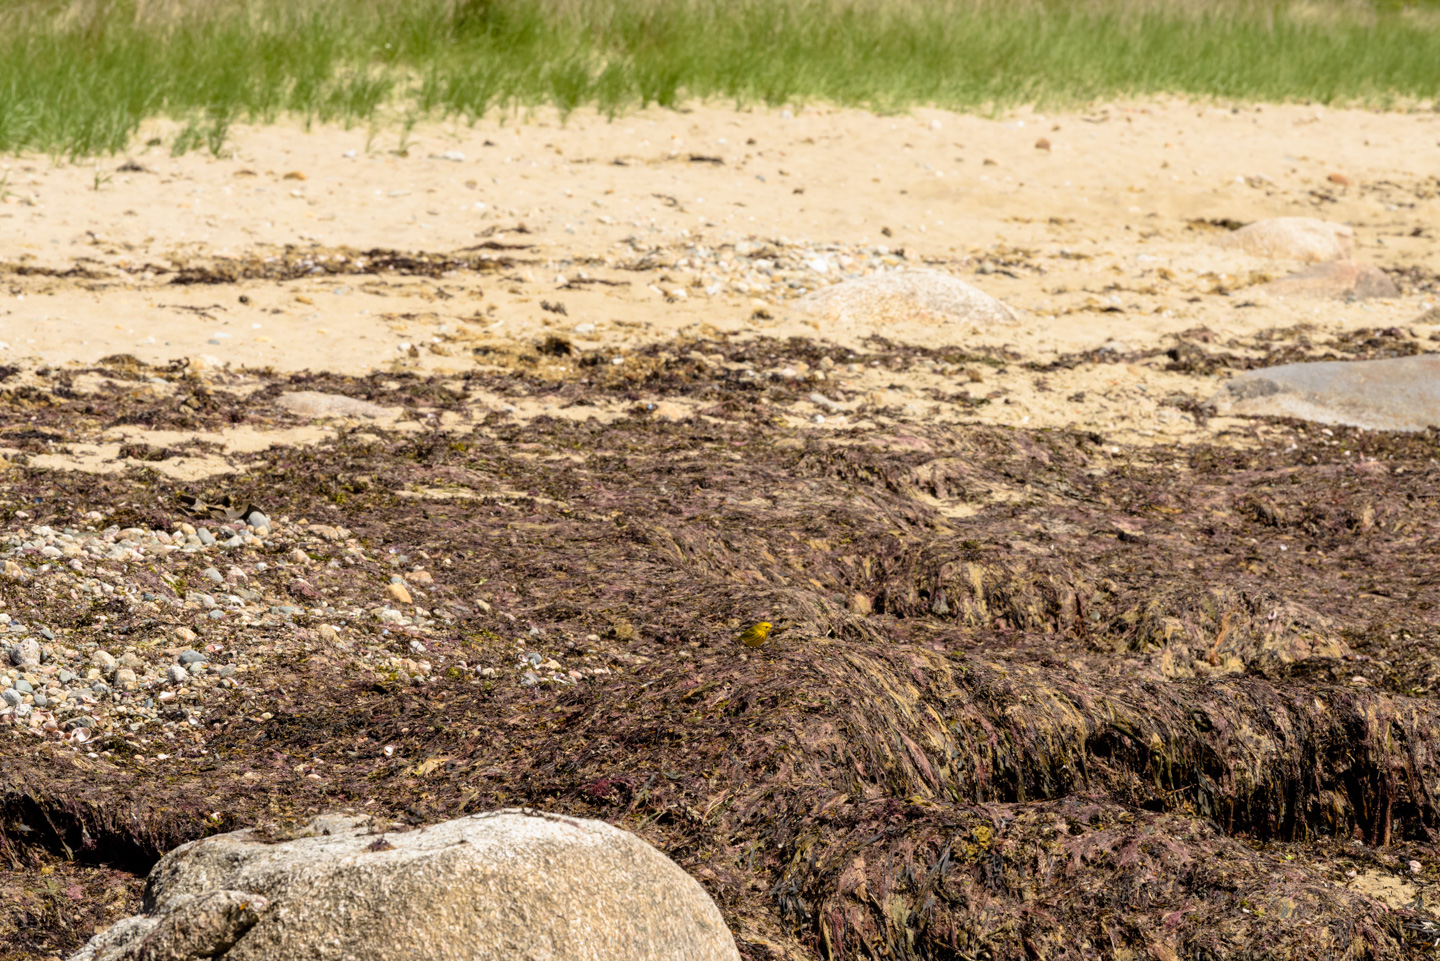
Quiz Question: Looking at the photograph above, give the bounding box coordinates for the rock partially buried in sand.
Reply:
[1208,354,1440,432]
[1253,262,1399,300]
[1215,217,1353,262]
[791,269,1017,341]
[277,390,391,419]
[68,809,740,961]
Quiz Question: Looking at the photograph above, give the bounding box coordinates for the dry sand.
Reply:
[2,98,1437,457]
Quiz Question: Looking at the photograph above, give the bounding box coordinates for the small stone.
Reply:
[10,638,40,667]
[39,627,54,640]
[167,665,190,685]
[118,652,144,672]
[245,511,271,531]
[198,529,216,546]
[288,548,310,564]
[1034,137,1051,151]
[520,671,541,686]
[318,624,340,643]
[409,640,426,655]
[849,593,873,616]
[58,669,78,684]
[3,560,23,581]
[203,567,224,584]
[114,668,139,692]
[474,599,492,614]
[387,582,413,605]
[175,626,198,643]
[13,679,32,694]
[91,651,118,674]
[63,716,96,732]
[32,692,47,708]
[1327,172,1350,186]
[178,650,207,666]
[408,570,433,585]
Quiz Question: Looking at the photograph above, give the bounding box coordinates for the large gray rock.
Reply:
[277,391,391,419]
[791,269,1017,342]
[1215,217,1353,262]
[69,810,739,961]
[1208,354,1440,431]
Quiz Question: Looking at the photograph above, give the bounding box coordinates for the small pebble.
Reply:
[166,665,190,685]
[178,650,207,666]
[203,567,223,584]
[387,582,413,605]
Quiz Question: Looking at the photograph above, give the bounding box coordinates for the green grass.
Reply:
[1,0,1438,157]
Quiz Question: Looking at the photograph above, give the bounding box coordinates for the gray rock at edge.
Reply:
[277,391,391,420]
[1208,354,1440,431]
[67,809,739,961]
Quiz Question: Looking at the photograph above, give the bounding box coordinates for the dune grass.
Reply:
[0,0,1437,157]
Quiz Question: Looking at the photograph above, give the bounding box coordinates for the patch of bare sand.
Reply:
[2,98,1437,453]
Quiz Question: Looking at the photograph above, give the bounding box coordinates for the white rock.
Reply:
[68,810,738,961]
[277,391,391,420]
[790,269,1017,347]
[1214,217,1353,262]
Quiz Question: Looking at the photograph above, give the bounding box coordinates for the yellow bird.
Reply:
[738,621,774,649]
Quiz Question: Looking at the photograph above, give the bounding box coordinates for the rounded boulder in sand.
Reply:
[1252,262,1399,300]
[790,269,1017,345]
[68,809,740,961]
[1214,217,1353,262]
[277,390,392,419]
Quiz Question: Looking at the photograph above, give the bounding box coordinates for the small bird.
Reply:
[738,621,774,649]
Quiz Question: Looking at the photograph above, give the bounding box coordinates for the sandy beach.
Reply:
[2,99,1436,451]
